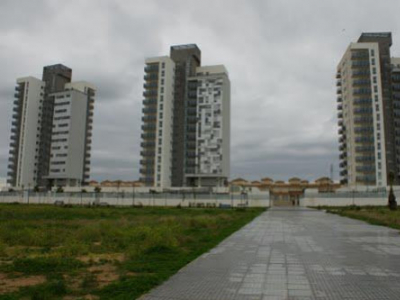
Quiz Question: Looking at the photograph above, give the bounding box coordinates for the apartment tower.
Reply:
[139,44,230,188]
[7,64,95,188]
[337,32,400,186]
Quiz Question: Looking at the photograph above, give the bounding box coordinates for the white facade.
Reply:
[337,43,387,186]
[13,77,45,188]
[141,56,175,188]
[186,65,231,187]
[48,82,95,186]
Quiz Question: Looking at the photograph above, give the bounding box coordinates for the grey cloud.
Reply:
[0,0,399,182]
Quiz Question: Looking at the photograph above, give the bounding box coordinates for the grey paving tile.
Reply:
[139,207,400,300]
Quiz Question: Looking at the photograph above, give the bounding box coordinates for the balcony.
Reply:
[141,124,156,131]
[352,70,370,78]
[339,161,347,168]
[144,82,158,89]
[351,61,370,68]
[353,107,373,114]
[140,168,155,175]
[186,116,197,123]
[355,156,375,162]
[186,151,197,158]
[142,115,157,122]
[353,88,371,96]
[143,90,158,98]
[144,65,159,73]
[7,170,15,177]
[143,98,157,106]
[187,99,197,107]
[356,165,375,173]
[336,73,341,79]
[353,98,372,105]
[336,81,342,87]
[337,112,343,119]
[187,110,197,116]
[352,79,371,87]
[140,150,155,157]
[355,136,374,143]
[339,153,347,159]
[337,97,342,103]
[340,170,348,176]
[336,88,342,94]
[356,175,376,183]
[188,91,197,99]
[351,52,369,59]
[354,126,374,133]
[337,104,343,110]
[9,148,16,155]
[354,117,373,124]
[140,159,154,166]
[355,146,375,152]
[14,93,20,98]
[140,177,154,183]
[141,141,156,148]
[142,107,157,114]
[144,74,158,81]
[141,133,156,139]
[9,142,17,148]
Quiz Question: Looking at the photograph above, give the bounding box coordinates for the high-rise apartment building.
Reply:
[139,44,230,188]
[7,64,95,188]
[337,32,400,187]
[140,57,175,187]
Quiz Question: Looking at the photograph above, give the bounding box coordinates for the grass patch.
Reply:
[316,205,400,230]
[0,205,264,299]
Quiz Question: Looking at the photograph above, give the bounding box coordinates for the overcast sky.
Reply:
[1,0,400,183]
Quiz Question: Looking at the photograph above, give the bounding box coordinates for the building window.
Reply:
[371,49,375,56]
[162,62,165,69]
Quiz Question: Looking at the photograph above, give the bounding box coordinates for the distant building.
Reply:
[337,32,400,187]
[229,177,341,204]
[7,64,95,188]
[139,44,230,188]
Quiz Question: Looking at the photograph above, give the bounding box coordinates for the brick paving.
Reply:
[140,207,400,300]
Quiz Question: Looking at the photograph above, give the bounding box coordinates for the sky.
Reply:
[1,0,400,183]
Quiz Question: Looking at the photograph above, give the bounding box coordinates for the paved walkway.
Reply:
[140,207,400,300]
